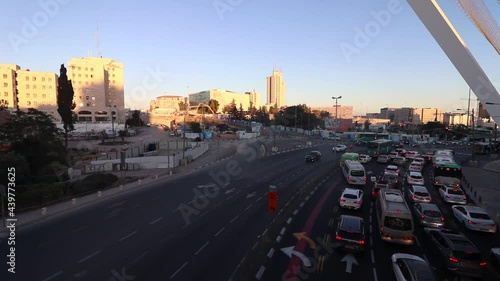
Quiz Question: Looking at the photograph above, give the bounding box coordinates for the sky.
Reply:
[1,0,500,115]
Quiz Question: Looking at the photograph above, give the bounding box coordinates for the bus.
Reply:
[342,160,367,186]
[355,132,390,142]
[433,161,462,188]
[366,139,393,157]
[339,152,359,168]
[376,189,414,245]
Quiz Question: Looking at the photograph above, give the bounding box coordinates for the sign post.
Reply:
[268,185,277,212]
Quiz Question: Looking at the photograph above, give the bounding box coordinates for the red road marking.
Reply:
[282,179,340,281]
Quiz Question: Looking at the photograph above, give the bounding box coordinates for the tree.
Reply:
[208,99,219,114]
[189,122,202,133]
[364,119,371,131]
[227,99,239,119]
[178,101,186,111]
[320,111,331,118]
[57,64,76,148]
[126,110,144,127]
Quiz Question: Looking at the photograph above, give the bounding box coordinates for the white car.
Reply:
[333,144,347,152]
[358,154,372,163]
[407,185,432,203]
[405,151,419,160]
[388,151,399,159]
[391,253,437,281]
[413,157,425,165]
[438,186,467,205]
[339,188,363,210]
[452,205,497,233]
[408,162,423,172]
[406,171,424,186]
[384,165,400,176]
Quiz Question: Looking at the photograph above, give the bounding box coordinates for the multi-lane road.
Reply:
[262,144,500,281]
[0,135,336,281]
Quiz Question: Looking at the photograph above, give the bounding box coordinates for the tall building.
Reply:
[266,69,286,108]
[414,108,444,124]
[0,64,60,120]
[188,89,260,112]
[394,108,415,124]
[68,57,125,123]
[379,107,396,120]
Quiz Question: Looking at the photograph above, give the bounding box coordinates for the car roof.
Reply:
[411,185,428,192]
[342,188,360,195]
[417,203,440,211]
[461,205,487,213]
[386,165,398,169]
[339,215,363,230]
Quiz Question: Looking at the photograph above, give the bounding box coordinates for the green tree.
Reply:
[320,110,331,118]
[227,99,239,119]
[57,64,76,148]
[126,110,143,127]
[208,99,219,113]
[178,101,186,111]
[189,122,202,133]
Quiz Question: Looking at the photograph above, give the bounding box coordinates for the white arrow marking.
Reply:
[280,246,311,267]
[198,183,216,188]
[246,192,256,198]
[341,252,358,273]
[225,188,235,194]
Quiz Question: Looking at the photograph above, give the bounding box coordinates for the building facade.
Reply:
[150,95,186,114]
[379,107,396,120]
[266,69,286,108]
[0,64,60,121]
[188,89,260,112]
[68,57,125,123]
[413,108,444,124]
[311,106,353,119]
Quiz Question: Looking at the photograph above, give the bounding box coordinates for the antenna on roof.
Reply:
[96,23,102,58]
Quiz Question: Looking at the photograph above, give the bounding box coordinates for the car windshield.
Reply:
[423,210,441,217]
[384,217,412,231]
[384,174,397,180]
[415,191,429,197]
[343,194,357,199]
[411,175,422,179]
[469,212,491,220]
[448,189,463,195]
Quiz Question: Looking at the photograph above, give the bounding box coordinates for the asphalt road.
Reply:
[261,144,500,281]
[0,137,338,281]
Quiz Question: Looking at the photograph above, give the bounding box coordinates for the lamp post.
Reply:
[183,86,188,161]
[110,105,116,144]
[457,108,475,161]
[332,96,342,134]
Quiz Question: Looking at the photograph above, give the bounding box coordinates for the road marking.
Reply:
[215,227,225,237]
[370,236,373,245]
[195,241,210,255]
[267,248,275,258]
[369,225,372,234]
[226,195,233,200]
[369,215,372,224]
[149,217,163,225]
[73,270,88,278]
[415,236,420,247]
[373,268,379,281]
[245,204,253,211]
[252,241,258,250]
[42,271,63,281]
[119,231,137,242]
[230,215,239,223]
[333,206,338,213]
[263,191,268,196]
[131,250,149,264]
[172,207,180,213]
[371,250,375,263]
[170,261,188,279]
[256,196,263,202]
[77,250,101,264]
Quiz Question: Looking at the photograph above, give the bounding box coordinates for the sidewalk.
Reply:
[461,159,500,226]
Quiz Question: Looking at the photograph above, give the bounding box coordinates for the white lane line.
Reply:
[252,241,258,250]
[245,204,253,211]
[215,227,225,237]
[195,241,210,255]
[119,231,137,242]
[170,261,188,279]
[42,271,63,281]
[370,236,373,246]
[262,191,268,196]
[415,236,420,247]
[226,195,233,200]
[369,216,372,223]
[77,250,101,264]
[371,250,375,264]
[256,196,263,202]
[149,217,163,225]
[373,268,379,281]
[131,250,149,264]
[230,215,239,223]
[293,210,298,215]
[369,225,372,234]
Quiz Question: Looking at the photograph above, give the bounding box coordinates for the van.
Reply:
[342,160,366,186]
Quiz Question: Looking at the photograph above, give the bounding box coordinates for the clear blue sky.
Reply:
[1,0,500,114]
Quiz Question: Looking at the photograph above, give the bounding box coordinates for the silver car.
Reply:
[406,171,424,186]
[407,185,432,203]
[413,203,445,227]
[452,205,497,233]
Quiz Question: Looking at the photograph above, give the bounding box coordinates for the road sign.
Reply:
[268,185,277,212]
[246,192,256,198]
[280,246,312,267]
[341,252,358,273]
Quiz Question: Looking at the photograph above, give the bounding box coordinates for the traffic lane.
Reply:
[137,152,336,281]
[262,174,344,281]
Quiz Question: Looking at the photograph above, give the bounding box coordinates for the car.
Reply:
[406,171,424,186]
[393,143,404,148]
[305,151,321,163]
[413,203,445,227]
[169,132,175,136]
[438,186,467,205]
[339,188,364,210]
[388,151,399,159]
[422,228,487,278]
[358,154,372,163]
[334,215,366,253]
[413,157,426,166]
[377,155,390,163]
[490,248,500,268]
[381,172,399,188]
[405,151,419,160]
[408,162,423,172]
[421,152,434,163]
[391,253,437,281]
[396,148,406,156]
[333,144,347,152]
[372,181,389,200]
[384,165,400,175]
[407,185,432,203]
[393,156,406,166]
[452,205,497,233]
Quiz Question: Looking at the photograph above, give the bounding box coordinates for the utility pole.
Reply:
[466,88,471,128]
[472,108,475,161]
[332,96,342,137]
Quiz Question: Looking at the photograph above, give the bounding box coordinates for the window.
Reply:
[86,102,90,107]
[3,92,7,97]
[26,84,30,89]
[49,85,52,89]
[90,68,94,71]
[32,77,36,81]
[91,89,95,92]
[79,96,82,100]
[33,101,37,106]
[33,85,36,89]
[33,93,37,98]
[26,93,30,98]
[85,74,88,78]
[2,74,7,79]
[42,85,46,90]
[86,96,89,100]
[90,74,93,78]
[27,101,31,106]
[25,77,29,81]
[85,81,89,85]
[48,78,52,82]
[85,67,88,71]
[78,67,81,70]
[3,83,7,87]
[78,74,81,77]
[41,77,45,82]
[91,81,94,85]
[384,217,412,231]
[112,74,115,77]
[112,80,115,84]
[42,94,46,98]
[92,103,95,107]
[91,96,95,100]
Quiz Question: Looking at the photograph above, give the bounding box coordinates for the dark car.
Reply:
[372,181,389,200]
[380,172,399,188]
[334,215,365,253]
[423,228,487,278]
[305,151,321,162]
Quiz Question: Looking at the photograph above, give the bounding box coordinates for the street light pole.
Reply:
[183,86,188,161]
[472,108,475,161]
[467,88,471,128]
[332,96,342,135]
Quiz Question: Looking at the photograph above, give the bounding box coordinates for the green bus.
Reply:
[366,139,393,157]
[339,152,359,168]
[433,161,462,187]
[355,132,390,142]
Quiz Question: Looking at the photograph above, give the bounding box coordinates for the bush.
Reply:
[68,173,118,195]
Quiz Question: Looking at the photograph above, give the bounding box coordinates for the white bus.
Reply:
[376,189,414,245]
[342,160,366,186]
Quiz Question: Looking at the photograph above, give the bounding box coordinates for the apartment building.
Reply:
[150,95,186,114]
[0,64,60,121]
[68,57,124,123]
[188,89,260,112]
